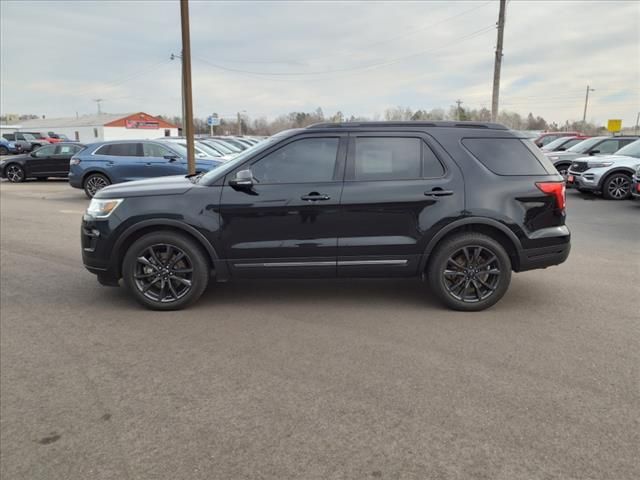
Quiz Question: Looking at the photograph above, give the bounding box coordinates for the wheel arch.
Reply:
[82,169,113,186]
[597,168,635,189]
[420,218,522,272]
[2,161,27,178]
[111,219,227,280]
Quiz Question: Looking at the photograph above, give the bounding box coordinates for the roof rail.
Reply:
[307,121,507,130]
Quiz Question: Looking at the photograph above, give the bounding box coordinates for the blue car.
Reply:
[0,137,21,155]
[69,140,222,198]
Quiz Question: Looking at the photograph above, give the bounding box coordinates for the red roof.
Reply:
[104,112,177,129]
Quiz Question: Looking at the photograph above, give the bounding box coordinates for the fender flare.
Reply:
[419,217,522,271]
[597,168,636,189]
[111,219,225,278]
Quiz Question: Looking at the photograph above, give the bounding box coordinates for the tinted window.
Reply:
[96,143,141,157]
[251,137,339,184]
[143,143,172,157]
[462,138,549,175]
[33,146,56,157]
[593,140,620,155]
[3,134,15,141]
[423,143,445,178]
[354,137,421,181]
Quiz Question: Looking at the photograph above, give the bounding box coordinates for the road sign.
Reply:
[607,119,622,133]
[207,115,220,127]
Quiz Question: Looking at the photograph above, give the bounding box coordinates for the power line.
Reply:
[193,24,495,78]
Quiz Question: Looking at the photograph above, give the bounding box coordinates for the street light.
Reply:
[582,85,595,124]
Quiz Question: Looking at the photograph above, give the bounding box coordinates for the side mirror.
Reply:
[589,150,599,156]
[164,155,178,162]
[557,147,566,151]
[229,169,254,188]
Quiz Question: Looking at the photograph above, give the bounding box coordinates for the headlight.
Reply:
[587,161,614,168]
[86,198,123,218]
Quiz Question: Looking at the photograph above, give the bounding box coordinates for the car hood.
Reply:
[94,175,194,199]
[573,154,640,165]
[0,153,31,162]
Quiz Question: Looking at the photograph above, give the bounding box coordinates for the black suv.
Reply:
[81,122,570,311]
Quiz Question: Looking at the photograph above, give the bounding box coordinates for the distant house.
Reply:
[12,112,178,143]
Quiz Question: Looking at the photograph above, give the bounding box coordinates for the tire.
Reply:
[0,146,8,155]
[427,233,512,312]
[83,173,110,198]
[602,173,632,200]
[5,164,25,183]
[122,231,209,311]
[556,163,571,179]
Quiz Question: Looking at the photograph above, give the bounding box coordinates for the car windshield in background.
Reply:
[613,139,640,158]
[542,136,573,150]
[566,137,603,153]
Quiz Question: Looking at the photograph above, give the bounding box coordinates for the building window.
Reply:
[93,128,98,138]
[164,129,170,137]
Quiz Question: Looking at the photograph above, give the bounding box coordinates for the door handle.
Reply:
[425,189,454,197]
[301,193,331,201]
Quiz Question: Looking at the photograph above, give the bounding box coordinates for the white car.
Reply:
[158,138,234,162]
[566,139,640,200]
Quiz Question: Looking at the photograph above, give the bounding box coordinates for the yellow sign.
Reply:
[607,119,622,132]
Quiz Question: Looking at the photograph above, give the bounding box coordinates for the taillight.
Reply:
[536,181,566,211]
[70,157,81,165]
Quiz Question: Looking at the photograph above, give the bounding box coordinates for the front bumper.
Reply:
[566,167,607,191]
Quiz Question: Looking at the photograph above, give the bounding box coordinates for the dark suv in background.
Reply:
[81,122,570,312]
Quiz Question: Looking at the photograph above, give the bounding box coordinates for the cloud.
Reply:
[1,0,638,126]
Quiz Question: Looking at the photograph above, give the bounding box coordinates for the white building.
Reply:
[10,112,178,143]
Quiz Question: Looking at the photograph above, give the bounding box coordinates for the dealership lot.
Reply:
[1,180,638,479]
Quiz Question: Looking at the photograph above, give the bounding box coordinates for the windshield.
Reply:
[566,137,604,153]
[541,136,573,150]
[199,131,293,184]
[194,141,223,157]
[202,139,233,155]
[613,139,640,158]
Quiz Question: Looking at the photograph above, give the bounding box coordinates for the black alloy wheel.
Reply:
[428,233,511,311]
[83,173,110,198]
[122,232,209,310]
[603,174,631,200]
[6,164,25,183]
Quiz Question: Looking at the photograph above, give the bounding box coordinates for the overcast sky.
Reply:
[1,0,638,126]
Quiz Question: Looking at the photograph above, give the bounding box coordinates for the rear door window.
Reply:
[96,143,142,157]
[462,138,551,175]
[353,137,421,181]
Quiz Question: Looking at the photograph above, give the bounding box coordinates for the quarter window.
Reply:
[251,137,339,184]
[462,138,549,175]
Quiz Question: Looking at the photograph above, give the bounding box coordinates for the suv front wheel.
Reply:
[602,173,632,200]
[427,233,512,311]
[122,231,210,310]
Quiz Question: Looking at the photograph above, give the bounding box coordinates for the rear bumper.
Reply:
[631,176,640,198]
[517,225,571,272]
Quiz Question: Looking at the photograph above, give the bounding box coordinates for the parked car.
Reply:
[199,138,239,157]
[0,143,84,182]
[69,140,223,198]
[49,132,72,142]
[159,138,234,161]
[2,132,34,151]
[80,121,570,312]
[0,137,22,155]
[208,136,250,151]
[23,131,61,144]
[545,136,639,178]
[631,165,640,199]
[566,139,640,200]
[540,135,590,152]
[534,131,582,148]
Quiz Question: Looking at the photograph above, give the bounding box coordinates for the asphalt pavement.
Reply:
[1,179,638,480]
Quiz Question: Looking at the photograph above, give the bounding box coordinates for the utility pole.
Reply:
[237,112,242,136]
[455,99,463,121]
[180,0,195,175]
[635,112,639,135]
[490,0,506,122]
[582,85,595,124]
[93,99,103,115]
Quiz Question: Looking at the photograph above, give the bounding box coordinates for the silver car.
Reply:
[545,136,638,178]
[566,139,640,200]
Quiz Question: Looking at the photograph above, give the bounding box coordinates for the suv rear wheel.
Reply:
[122,231,209,310]
[602,173,631,200]
[427,233,512,311]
